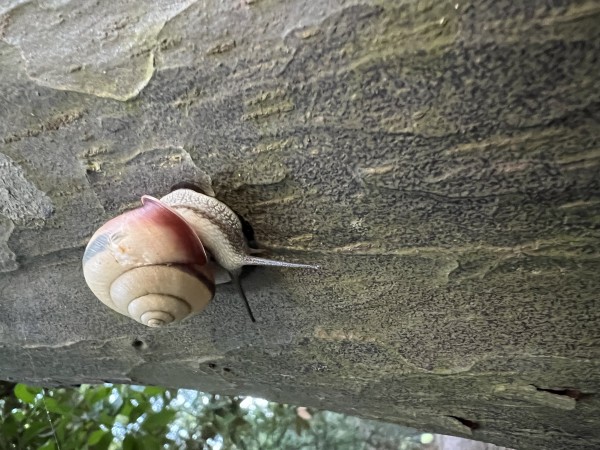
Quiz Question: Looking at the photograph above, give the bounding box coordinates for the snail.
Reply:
[82,188,318,327]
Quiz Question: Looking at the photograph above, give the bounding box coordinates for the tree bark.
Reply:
[1,1,599,449]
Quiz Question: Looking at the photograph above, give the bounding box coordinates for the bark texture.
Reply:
[1,1,599,448]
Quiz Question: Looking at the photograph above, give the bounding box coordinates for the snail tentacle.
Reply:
[241,256,319,270]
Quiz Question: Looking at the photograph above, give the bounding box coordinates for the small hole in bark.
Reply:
[534,386,590,400]
[237,214,257,247]
[223,367,232,373]
[208,363,217,369]
[449,416,480,430]
[132,339,146,350]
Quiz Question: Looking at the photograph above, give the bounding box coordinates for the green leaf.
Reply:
[38,441,56,450]
[96,431,114,450]
[140,434,163,450]
[123,434,137,450]
[22,421,49,446]
[13,384,41,404]
[129,404,146,423]
[118,400,133,418]
[88,429,107,446]
[1,416,18,439]
[43,397,71,415]
[54,421,67,443]
[142,409,176,430]
[143,386,165,397]
[99,411,115,426]
[88,387,112,405]
[127,389,147,404]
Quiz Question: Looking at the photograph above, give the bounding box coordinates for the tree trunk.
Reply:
[1,1,599,449]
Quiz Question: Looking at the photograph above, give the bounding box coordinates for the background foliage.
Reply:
[0,381,427,450]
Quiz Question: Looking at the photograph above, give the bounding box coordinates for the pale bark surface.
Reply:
[1,1,599,449]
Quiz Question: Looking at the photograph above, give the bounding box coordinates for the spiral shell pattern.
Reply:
[82,196,215,327]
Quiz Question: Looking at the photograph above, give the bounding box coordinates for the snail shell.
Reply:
[83,188,319,326]
[82,196,214,327]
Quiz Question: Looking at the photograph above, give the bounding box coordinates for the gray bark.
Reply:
[1,1,599,449]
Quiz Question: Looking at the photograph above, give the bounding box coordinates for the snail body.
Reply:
[82,188,318,327]
[160,189,318,274]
